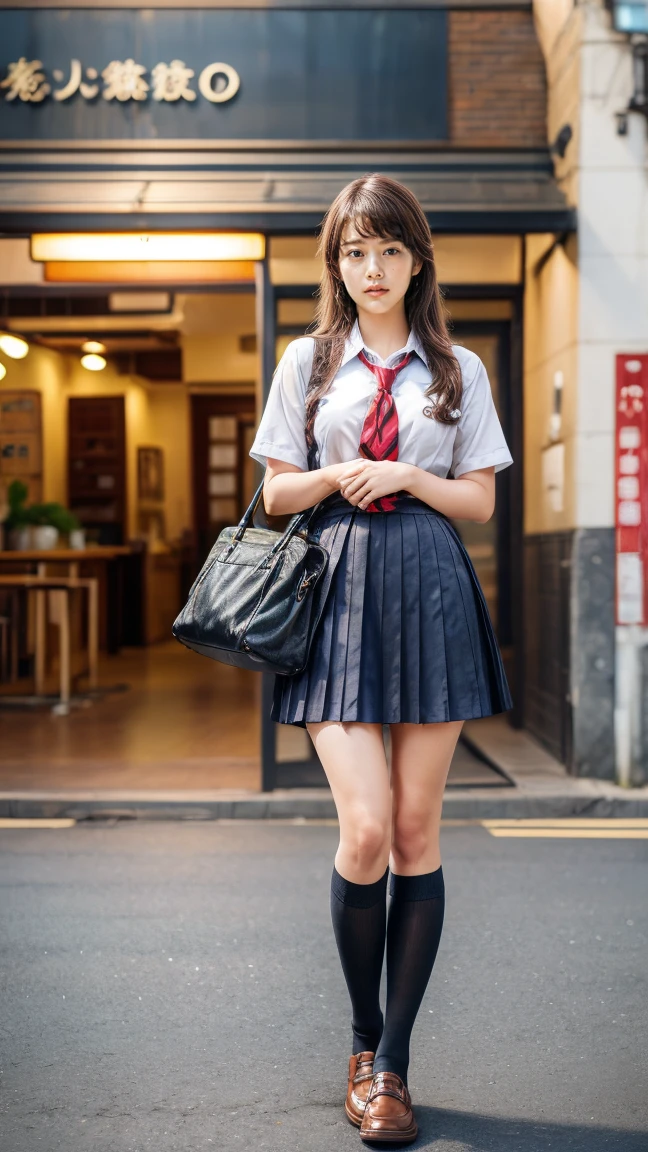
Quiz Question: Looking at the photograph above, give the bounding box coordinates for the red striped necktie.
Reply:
[357,347,414,512]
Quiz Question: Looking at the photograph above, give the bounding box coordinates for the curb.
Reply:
[2,788,648,821]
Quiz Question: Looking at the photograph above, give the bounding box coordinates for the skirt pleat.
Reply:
[434,515,484,716]
[399,515,421,719]
[271,492,513,727]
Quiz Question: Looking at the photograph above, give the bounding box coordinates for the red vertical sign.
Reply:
[615,354,648,625]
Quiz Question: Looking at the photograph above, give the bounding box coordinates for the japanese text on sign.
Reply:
[615,355,648,625]
[0,58,240,104]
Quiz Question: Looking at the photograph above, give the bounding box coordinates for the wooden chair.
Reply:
[0,589,19,683]
[0,575,98,713]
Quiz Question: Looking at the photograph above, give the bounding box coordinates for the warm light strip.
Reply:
[44,260,257,284]
[32,232,266,263]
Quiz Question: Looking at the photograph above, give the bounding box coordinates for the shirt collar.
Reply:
[341,317,426,368]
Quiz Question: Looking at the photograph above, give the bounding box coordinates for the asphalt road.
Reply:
[0,819,646,1152]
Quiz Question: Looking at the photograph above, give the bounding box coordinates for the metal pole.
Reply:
[255,256,278,792]
[614,623,642,788]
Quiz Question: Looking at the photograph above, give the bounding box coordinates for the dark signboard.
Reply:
[0,8,448,143]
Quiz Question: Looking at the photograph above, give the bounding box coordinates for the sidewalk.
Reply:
[460,715,648,816]
[2,716,647,820]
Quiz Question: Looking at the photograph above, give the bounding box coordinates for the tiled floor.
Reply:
[0,641,507,792]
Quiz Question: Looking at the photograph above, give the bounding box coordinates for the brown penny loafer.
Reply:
[345,1051,375,1127]
[359,1070,418,1144]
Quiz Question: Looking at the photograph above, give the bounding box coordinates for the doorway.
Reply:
[256,285,521,789]
[68,395,127,546]
[0,283,266,794]
[449,321,518,703]
[190,393,257,565]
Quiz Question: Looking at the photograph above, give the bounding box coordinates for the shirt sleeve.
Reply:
[248,339,311,471]
[451,355,513,479]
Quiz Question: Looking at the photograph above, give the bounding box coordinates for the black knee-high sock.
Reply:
[373,866,445,1085]
[330,865,388,1055]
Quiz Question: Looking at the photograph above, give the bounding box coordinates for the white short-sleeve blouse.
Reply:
[249,319,513,480]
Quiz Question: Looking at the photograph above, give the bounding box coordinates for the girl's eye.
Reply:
[384,247,401,256]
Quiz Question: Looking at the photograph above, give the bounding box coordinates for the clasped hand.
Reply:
[334,458,414,509]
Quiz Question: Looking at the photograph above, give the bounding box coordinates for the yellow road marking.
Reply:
[0,816,645,838]
[482,818,648,828]
[0,818,77,829]
[485,827,648,839]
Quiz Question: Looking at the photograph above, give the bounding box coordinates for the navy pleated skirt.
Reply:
[271,491,513,727]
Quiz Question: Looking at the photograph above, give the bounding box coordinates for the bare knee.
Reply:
[341,811,391,877]
[391,808,437,871]
[306,720,391,882]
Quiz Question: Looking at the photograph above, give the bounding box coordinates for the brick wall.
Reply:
[449,10,547,147]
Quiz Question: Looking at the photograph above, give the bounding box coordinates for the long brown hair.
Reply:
[304,173,461,469]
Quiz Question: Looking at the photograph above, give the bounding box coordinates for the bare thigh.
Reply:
[389,721,464,875]
[306,721,392,885]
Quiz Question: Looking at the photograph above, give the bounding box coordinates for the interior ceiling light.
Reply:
[0,333,29,359]
[81,340,106,354]
[80,353,107,372]
[0,362,6,381]
[31,232,266,263]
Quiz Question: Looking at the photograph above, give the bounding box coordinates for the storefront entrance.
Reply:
[256,281,524,789]
[0,259,524,794]
[449,314,522,724]
[0,0,578,781]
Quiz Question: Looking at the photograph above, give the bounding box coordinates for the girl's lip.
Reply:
[365,287,388,294]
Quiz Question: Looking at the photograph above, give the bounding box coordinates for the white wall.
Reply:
[533,0,648,530]
[576,1,648,528]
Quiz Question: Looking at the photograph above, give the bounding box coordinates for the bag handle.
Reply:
[232,478,321,551]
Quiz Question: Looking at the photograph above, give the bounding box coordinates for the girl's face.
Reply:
[337,222,423,317]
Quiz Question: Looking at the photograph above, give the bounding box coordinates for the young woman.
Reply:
[249,174,513,1144]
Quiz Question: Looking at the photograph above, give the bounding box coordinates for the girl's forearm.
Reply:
[404,464,494,523]
[263,465,339,515]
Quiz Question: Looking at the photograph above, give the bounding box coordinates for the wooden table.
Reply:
[0,547,132,564]
[0,547,134,653]
[0,574,99,713]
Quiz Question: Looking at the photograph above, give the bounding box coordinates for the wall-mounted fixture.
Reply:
[608,1,648,34]
[549,370,564,443]
[550,124,572,158]
[0,333,29,359]
[81,341,106,354]
[0,362,6,381]
[607,3,648,132]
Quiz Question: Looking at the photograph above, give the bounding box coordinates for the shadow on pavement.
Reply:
[411,1106,646,1150]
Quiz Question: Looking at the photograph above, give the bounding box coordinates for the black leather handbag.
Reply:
[172,480,328,675]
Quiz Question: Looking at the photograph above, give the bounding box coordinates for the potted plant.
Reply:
[53,504,85,550]
[28,501,82,550]
[2,481,83,551]
[28,502,62,551]
[3,480,32,550]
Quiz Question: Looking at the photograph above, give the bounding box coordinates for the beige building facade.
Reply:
[524,0,648,780]
[4,1,643,784]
